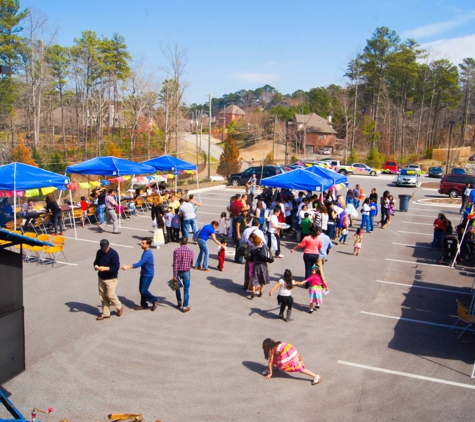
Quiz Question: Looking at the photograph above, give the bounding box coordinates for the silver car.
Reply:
[396,168,418,187]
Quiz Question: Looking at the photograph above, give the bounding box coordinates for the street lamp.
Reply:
[446,120,455,175]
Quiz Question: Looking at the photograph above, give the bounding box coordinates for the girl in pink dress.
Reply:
[262,338,322,385]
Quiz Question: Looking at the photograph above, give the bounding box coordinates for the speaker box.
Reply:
[0,249,23,315]
[0,308,25,385]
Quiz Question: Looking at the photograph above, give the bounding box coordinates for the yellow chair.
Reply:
[135,197,146,213]
[39,235,67,266]
[86,206,97,225]
[451,300,475,341]
[14,232,36,260]
[5,220,24,232]
[28,234,51,262]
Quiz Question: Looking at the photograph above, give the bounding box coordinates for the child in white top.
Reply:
[269,269,305,322]
[218,211,228,236]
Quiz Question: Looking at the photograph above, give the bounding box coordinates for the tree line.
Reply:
[1,0,474,170]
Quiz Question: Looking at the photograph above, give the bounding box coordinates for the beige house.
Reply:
[293,113,337,155]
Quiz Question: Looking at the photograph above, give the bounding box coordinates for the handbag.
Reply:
[167,276,184,291]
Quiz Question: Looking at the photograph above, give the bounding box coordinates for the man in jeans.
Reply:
[267,207,284,258]
[179,196,197,240]
[103,189,120,234]
[233,207,249,264]
[173,237,195,313]
[121,237,158,311]
[94,239,123,320]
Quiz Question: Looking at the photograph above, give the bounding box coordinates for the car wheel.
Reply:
[370,171,376,176]
[231,178,240,187]
[448,190,459,198]
[339,169,347,175]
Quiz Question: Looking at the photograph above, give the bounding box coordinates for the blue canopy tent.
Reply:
[0,162,70,228]
[305,165,348,186]
[260,168,335,193]
[141,155,199,196]
[66,157,156,233]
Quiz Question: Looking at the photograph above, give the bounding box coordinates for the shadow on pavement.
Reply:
[65,301,100,316]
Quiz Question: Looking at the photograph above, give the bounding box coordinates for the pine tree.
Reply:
[217,133,241,177]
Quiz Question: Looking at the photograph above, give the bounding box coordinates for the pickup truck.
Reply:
[320,159,354,175]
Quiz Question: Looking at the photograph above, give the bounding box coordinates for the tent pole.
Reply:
[14,163,17,229]
[451,211,472,268]
[196,170,201,201]
[118,181,121,229]
[69,189,77,240]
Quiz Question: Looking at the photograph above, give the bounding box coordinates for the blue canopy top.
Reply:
[260,168,335,192]
[66,156,155,176]
[0,162,70,191]
[305,165,348,185]
[141,155,197,172]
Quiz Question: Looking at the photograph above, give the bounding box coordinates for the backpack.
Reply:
[258,243,274,264]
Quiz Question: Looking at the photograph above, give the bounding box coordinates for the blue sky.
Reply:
[31,0,475,105]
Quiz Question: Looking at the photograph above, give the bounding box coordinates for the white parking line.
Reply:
[398,231,431,236]
[385,258,447,267]
[392,242,430,248]
[375,279,473,295]
[119,226,153,233]
[402,222,432,225]
[64,237,133,248]
[360,311,455,329]
[337,361,475,390]
[54,261,79,267]
[403,214,437,218]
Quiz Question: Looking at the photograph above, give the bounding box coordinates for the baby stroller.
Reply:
[439,235,459,266]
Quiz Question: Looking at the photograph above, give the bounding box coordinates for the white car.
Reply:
[351,163,379,176]
[406,164,421,172]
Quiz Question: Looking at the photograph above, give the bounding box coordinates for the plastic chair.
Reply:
[452,304,475,342]
[39,235,67,266]
[135,197,146,213]
[86,206,96,225]
[28,234,51,262]
[14,232,36,260]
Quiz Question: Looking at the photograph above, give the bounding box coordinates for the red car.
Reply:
[383,160,398,174]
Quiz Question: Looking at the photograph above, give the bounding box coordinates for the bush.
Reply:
[366,145,383,168]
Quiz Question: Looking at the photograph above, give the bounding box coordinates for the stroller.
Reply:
[439,235,459,266]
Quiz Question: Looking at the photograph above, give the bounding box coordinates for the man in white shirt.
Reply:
[179,197,197,240]
[242,218,266,291]
[267,207,283,258]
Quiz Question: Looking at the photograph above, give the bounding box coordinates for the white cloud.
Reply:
[422,34,475,65]
[402,10,475,39]
[231,72,278,83]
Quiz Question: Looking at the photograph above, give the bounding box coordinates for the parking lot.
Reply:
[2,174,475,421]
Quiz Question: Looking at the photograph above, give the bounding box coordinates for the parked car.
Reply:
[469,154,475,162]
[227,165,285,186]
[396,168,419,187]
[439,174,475,198]
[451,167,466,175]
[428,166,444,178]
[406,164,421,172]
[351,163,379,176]
[383,160,398,174]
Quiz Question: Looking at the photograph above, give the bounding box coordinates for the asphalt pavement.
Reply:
[2,174,475,421]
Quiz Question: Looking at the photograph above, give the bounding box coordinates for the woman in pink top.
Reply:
[290,226,322,279]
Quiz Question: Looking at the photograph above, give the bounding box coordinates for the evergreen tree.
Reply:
[217,133,241,177]
[47,150,66,174]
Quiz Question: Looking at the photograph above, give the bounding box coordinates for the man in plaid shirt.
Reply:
[173,237,195,313]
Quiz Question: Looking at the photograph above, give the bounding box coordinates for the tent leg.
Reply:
[69,190,77,240]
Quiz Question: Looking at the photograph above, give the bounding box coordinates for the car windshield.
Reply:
[386,162,396,166]
[400,169,417,176]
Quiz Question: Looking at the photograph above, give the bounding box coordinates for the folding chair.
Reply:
[30,215,48,235]
[451,299,469,332]
[86,206,97,225]
[14,232,36,260]
[135,197,146,213]
[28,234,51,262]
[39,235,67,266]
[145,196,155,210]
[451,304,475,342]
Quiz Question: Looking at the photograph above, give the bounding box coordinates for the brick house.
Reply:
[216,105,246,127]
[293,113,337,155]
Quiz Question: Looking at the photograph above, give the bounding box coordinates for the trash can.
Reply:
[398,194,411,212]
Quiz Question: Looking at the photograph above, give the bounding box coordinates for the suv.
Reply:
[439,174,475,198]
[227,165,285,186]
[383,160,398,174]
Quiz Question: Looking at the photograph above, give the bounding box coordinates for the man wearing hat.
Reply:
[94,239,123,320]
[233,206,249,264]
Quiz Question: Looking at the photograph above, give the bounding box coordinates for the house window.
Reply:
[305,145,315,154]
[319,135,323,139]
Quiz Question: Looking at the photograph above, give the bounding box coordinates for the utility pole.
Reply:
[208,94,212,181]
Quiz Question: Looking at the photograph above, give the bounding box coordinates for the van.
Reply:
[438,174,475,198]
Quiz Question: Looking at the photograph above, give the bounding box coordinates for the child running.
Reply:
[269,269,305,322]
[80,196,89,227]
[353,227,363,256]
[305,266,328,313]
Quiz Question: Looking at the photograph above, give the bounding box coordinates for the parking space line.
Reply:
[337,361,475,390]
[403,214,436,218]
[402,222,432,225]
[392,242,429,248]
[64,237,133,248]
[360,311,455,329]
[375,279,473,295]
[54,261,79,267]
[119,226,153,233]
[385,258,447,267]
[398,231,431,236]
